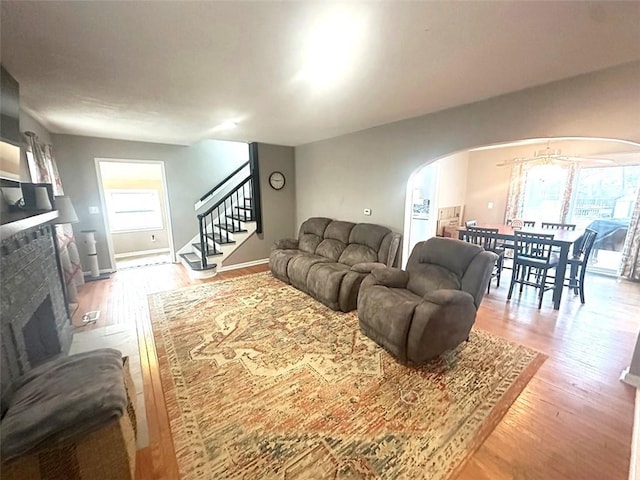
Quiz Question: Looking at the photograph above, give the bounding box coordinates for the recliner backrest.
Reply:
[295,218,401,267]
[338,223,395,266]
[406,237,495,308]
[297,217,332,254]
[315,220,355,261]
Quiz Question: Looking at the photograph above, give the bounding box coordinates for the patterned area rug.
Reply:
[148,272,545,479]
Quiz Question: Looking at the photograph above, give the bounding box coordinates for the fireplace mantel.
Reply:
[1,214,72,390]
[0,210,58,241]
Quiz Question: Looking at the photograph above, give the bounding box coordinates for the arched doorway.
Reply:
[403,137,640,274]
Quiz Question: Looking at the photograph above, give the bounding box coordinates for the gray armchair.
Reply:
[357,237,498,364]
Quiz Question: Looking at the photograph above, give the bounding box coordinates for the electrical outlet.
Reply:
[363,208,371,216]
[88,206,100,215]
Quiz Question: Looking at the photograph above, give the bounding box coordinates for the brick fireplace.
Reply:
[1,220,72,387]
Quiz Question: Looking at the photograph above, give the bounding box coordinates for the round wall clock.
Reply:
[268,171,286,190]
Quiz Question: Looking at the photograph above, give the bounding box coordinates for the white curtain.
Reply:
[25,131,85,301]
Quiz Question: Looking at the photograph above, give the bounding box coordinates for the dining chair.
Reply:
[507,231,557,309]
[508,219,536,228]
[566,228,598,304]
[460,227,504,293]
[541,222,577,231]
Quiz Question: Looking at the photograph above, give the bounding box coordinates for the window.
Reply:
[569,165,640,224]
[520,165,569,222]
[105,189,163,232]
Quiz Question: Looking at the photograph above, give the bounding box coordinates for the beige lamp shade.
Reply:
[54,195,79,224]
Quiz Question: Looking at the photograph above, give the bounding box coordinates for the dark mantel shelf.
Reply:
[0,210,59,241]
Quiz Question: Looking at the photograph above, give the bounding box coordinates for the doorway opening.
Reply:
[403,151,470,265]
[95,159,175,270]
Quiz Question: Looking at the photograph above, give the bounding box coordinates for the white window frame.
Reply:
[520,164,570,223]
[104,188,164,233]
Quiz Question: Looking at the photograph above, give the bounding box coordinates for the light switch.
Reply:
[487,202,494,210]
[88,206,100,215]
[363,208,371,216]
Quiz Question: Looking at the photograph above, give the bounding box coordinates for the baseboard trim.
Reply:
[218,258,269,273]
[114,248,171,259]
[82,268,114,276]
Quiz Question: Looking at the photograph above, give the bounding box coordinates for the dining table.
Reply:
[457,224,584,310]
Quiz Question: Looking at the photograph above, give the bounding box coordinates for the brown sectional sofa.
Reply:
[269,217,401,312]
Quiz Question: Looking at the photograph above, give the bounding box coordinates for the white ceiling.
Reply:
[2,1,640,147]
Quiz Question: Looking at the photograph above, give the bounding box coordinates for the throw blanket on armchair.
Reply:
[1,348,127,462]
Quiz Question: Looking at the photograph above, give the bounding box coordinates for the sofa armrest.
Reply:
[273,238,299,250]
[370,267,409,289]
[351,262,387,273]
[422,289,474,307]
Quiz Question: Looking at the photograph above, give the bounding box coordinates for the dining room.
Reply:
[405,136,640,309]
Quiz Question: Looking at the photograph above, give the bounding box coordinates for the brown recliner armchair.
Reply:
[357,237,498,364]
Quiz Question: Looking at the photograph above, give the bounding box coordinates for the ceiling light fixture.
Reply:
[213,120,238,131]
[296,8,367,88]
[496,141,615,167]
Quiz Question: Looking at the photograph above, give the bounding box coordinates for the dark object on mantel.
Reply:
[1,65,20,147]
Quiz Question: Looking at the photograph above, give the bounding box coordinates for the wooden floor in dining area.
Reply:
[71,262,640,480]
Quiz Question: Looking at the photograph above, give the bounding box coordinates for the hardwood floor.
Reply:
[71,262,640,479]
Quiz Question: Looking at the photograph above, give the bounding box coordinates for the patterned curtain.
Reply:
[25,132,85,302]
[560,163,577,223]
[504,163,525,222]
[620,186,640,281]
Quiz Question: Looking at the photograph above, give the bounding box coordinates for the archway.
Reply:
[402,137,640,272]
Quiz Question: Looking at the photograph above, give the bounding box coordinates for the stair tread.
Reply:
[218,224,247,233]
[191,243,223,256]
[205,233,236,245]
[179,253,216,271]
[228,213,254,222]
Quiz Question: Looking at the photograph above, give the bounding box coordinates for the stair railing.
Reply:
[199,160,249,203]
[197,176,254,268]
[193,142,262,269]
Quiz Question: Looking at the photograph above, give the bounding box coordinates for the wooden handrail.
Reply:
[198,161,249,202]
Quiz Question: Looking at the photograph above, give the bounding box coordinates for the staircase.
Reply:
[178,144,263,279]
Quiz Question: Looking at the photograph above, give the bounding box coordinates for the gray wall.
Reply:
[225,143,296,265]
[53,135,248,271]
[294,62,640,259]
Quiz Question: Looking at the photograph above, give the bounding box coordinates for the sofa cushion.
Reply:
[269,249,301,283]
[307,263,351,310]
[287,253,331,293]
[349,223,390,250]
[338,223,393,266]
[338,243,379,266]
[298,217,332,254]
[316,239,346,261]
[357,286,421,362]
[406,264,461,297]
[324,221,355,243]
